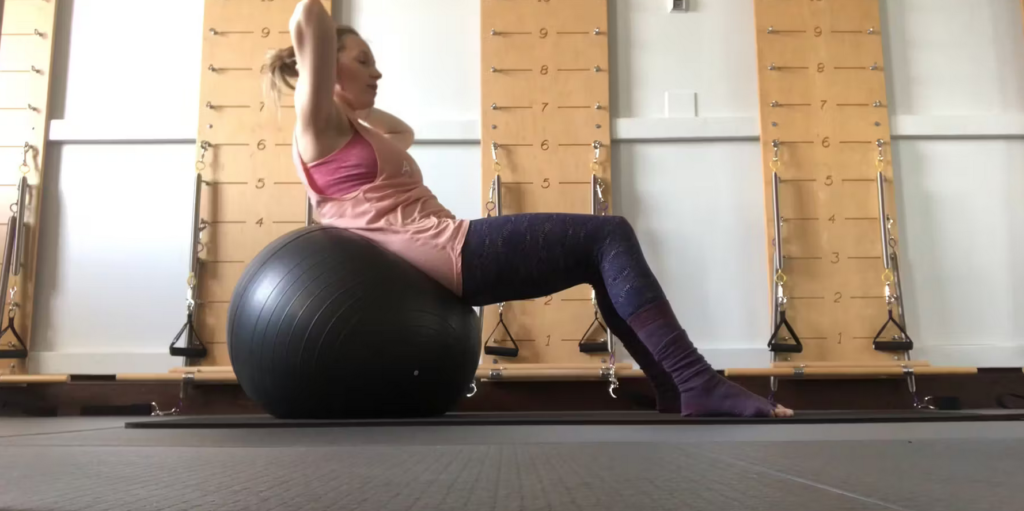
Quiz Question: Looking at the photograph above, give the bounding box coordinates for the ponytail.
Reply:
[265,26,362,106]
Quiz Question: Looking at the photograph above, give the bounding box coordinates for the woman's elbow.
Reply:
[292,1,327,30]
[395,130,415,151]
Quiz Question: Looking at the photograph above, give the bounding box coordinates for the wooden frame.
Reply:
[0,0,57,373]
[753,0,909,367]
[479,0,613,370]
[188,0,328,366]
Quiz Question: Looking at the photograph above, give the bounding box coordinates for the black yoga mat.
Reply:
[126,409,1024,429]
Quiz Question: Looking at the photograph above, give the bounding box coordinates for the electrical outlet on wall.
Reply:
[669,0,690,12]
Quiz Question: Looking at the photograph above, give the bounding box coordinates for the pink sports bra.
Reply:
[305,129,379,198]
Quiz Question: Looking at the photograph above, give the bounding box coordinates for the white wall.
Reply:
[34,0,1024,373]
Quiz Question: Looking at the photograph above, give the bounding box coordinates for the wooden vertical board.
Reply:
[754,0,906,364]
[479,0,612,367]
[190,0,326,367]
[0,0,57,372]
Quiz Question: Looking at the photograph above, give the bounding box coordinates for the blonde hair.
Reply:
[265,26,361,104]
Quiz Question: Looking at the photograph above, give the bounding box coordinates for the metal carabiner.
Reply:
[491,141,501,172]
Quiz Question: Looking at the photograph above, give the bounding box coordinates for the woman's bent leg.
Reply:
[460,213,786,417]
[592,280,680,413]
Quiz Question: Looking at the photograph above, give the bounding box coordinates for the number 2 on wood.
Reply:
[544,296,553,305]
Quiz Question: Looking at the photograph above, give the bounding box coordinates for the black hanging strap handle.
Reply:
[483,310,519,358]
[578,312,610,354]
[767,310,803,354]
[872,308,914,351]
[169,311,208,358]
[0,307,27,359]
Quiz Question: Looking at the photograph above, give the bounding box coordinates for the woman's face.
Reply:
[335,35,382,111]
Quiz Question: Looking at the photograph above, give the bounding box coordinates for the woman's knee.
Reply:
[603,216,638,244]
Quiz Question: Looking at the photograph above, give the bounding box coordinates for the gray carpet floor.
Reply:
[0,417,1022,511]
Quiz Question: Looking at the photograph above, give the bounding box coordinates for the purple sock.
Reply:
[627,300,775,418]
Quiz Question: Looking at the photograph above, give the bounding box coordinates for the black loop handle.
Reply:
[483,314,518,358]
[578,313,610,354]
[767,310,803,353]
[169,311,208,358]
[872,309,914,351]
[0,308,27,359]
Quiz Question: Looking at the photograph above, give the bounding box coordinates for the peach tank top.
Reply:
[293,113,470,295]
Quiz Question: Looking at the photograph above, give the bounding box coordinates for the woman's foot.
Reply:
[679,372,794,418]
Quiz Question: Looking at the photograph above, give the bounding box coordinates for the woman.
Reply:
[268,0,792,418]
